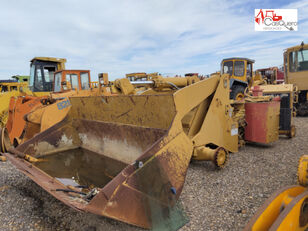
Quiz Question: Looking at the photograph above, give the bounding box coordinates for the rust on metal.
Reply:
[3,74,239,228]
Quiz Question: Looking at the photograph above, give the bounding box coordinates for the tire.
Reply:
[230,85,245,100]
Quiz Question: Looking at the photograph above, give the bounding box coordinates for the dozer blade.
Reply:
[3,74,236,229]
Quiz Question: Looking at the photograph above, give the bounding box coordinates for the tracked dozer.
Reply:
[2,73,239,229]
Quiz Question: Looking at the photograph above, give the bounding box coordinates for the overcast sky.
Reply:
[0,0,307,80]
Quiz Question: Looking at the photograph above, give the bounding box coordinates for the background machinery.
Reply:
[0,69,94,152]
[221,57,254,100]
[29,57,66,95]
[257,67,284,84]
[284,42,308,115]
[0,57,66,127]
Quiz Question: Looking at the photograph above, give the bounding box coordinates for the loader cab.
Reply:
[53,70,91,92]
[221,57,254,100]
[29,57,66,93]
[284,42,308,115]
[284,43,308,90]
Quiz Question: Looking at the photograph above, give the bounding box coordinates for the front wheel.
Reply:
[230,85,245,100]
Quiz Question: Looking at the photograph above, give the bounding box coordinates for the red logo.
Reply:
[255,9,283,24]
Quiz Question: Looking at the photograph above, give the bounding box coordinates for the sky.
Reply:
[0,0,307,81]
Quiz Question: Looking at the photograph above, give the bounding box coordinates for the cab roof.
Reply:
[221,57,255,64]
[285,42,308,52]
[31,57,66,63]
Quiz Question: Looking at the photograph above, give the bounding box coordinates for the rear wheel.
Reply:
[230,85,245,100]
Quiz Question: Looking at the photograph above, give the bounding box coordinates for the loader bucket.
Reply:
[3,74,233,229]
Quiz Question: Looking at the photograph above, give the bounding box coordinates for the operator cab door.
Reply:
[286,48,308,91]
[29,60,58,92]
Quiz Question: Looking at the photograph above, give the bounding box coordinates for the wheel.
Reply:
[230,85,245,100]
[214,147,228,169]
[298,155,308,187]
[0,127,5,153]
[0,128,12,153]
[288,125,296,138]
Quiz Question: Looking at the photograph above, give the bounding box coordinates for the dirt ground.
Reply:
[0,117,306,231]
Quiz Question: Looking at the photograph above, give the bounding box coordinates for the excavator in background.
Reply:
[284,42,308,116]
[244,155,308,231]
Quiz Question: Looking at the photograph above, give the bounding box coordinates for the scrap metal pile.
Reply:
[0,42,308,231]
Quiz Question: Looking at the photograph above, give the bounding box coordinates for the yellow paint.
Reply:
[298,155,308,187]
[248,186,306,231]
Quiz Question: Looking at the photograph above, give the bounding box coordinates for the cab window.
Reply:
[289,49,308,72]
[66,74,79,90]
[54,72,62,92]
[80,72,90,90]
[234,61,245,77]
[34,67,43,90]
[43,66,56,83]
[247,62,252,78]
[223,61,233,75]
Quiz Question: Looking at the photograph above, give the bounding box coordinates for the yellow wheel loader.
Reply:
[0,69,98,153]
[221,57,254,100]
[244,155,308,231]
[0,57,66,127]
[1,73,239,228]
[0,72,288,228]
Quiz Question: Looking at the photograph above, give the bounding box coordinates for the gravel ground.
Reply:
[0,117,307,231]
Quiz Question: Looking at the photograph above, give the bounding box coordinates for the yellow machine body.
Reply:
[284,43,308,91]
[2,73,241,228]
[221,57,255,100]
[0,57,66,127]
[244,186,308,231]
[245,155,308,231]
[284,42,308,115]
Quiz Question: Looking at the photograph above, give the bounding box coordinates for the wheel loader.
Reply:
[221,57,254,100]
[1,72,289,229]
[221,57,296,138]
[0,69,98,152]
[0,57,66,127]
[244,155,308,231]
[284,42,308,116]
[0,72,200,153]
